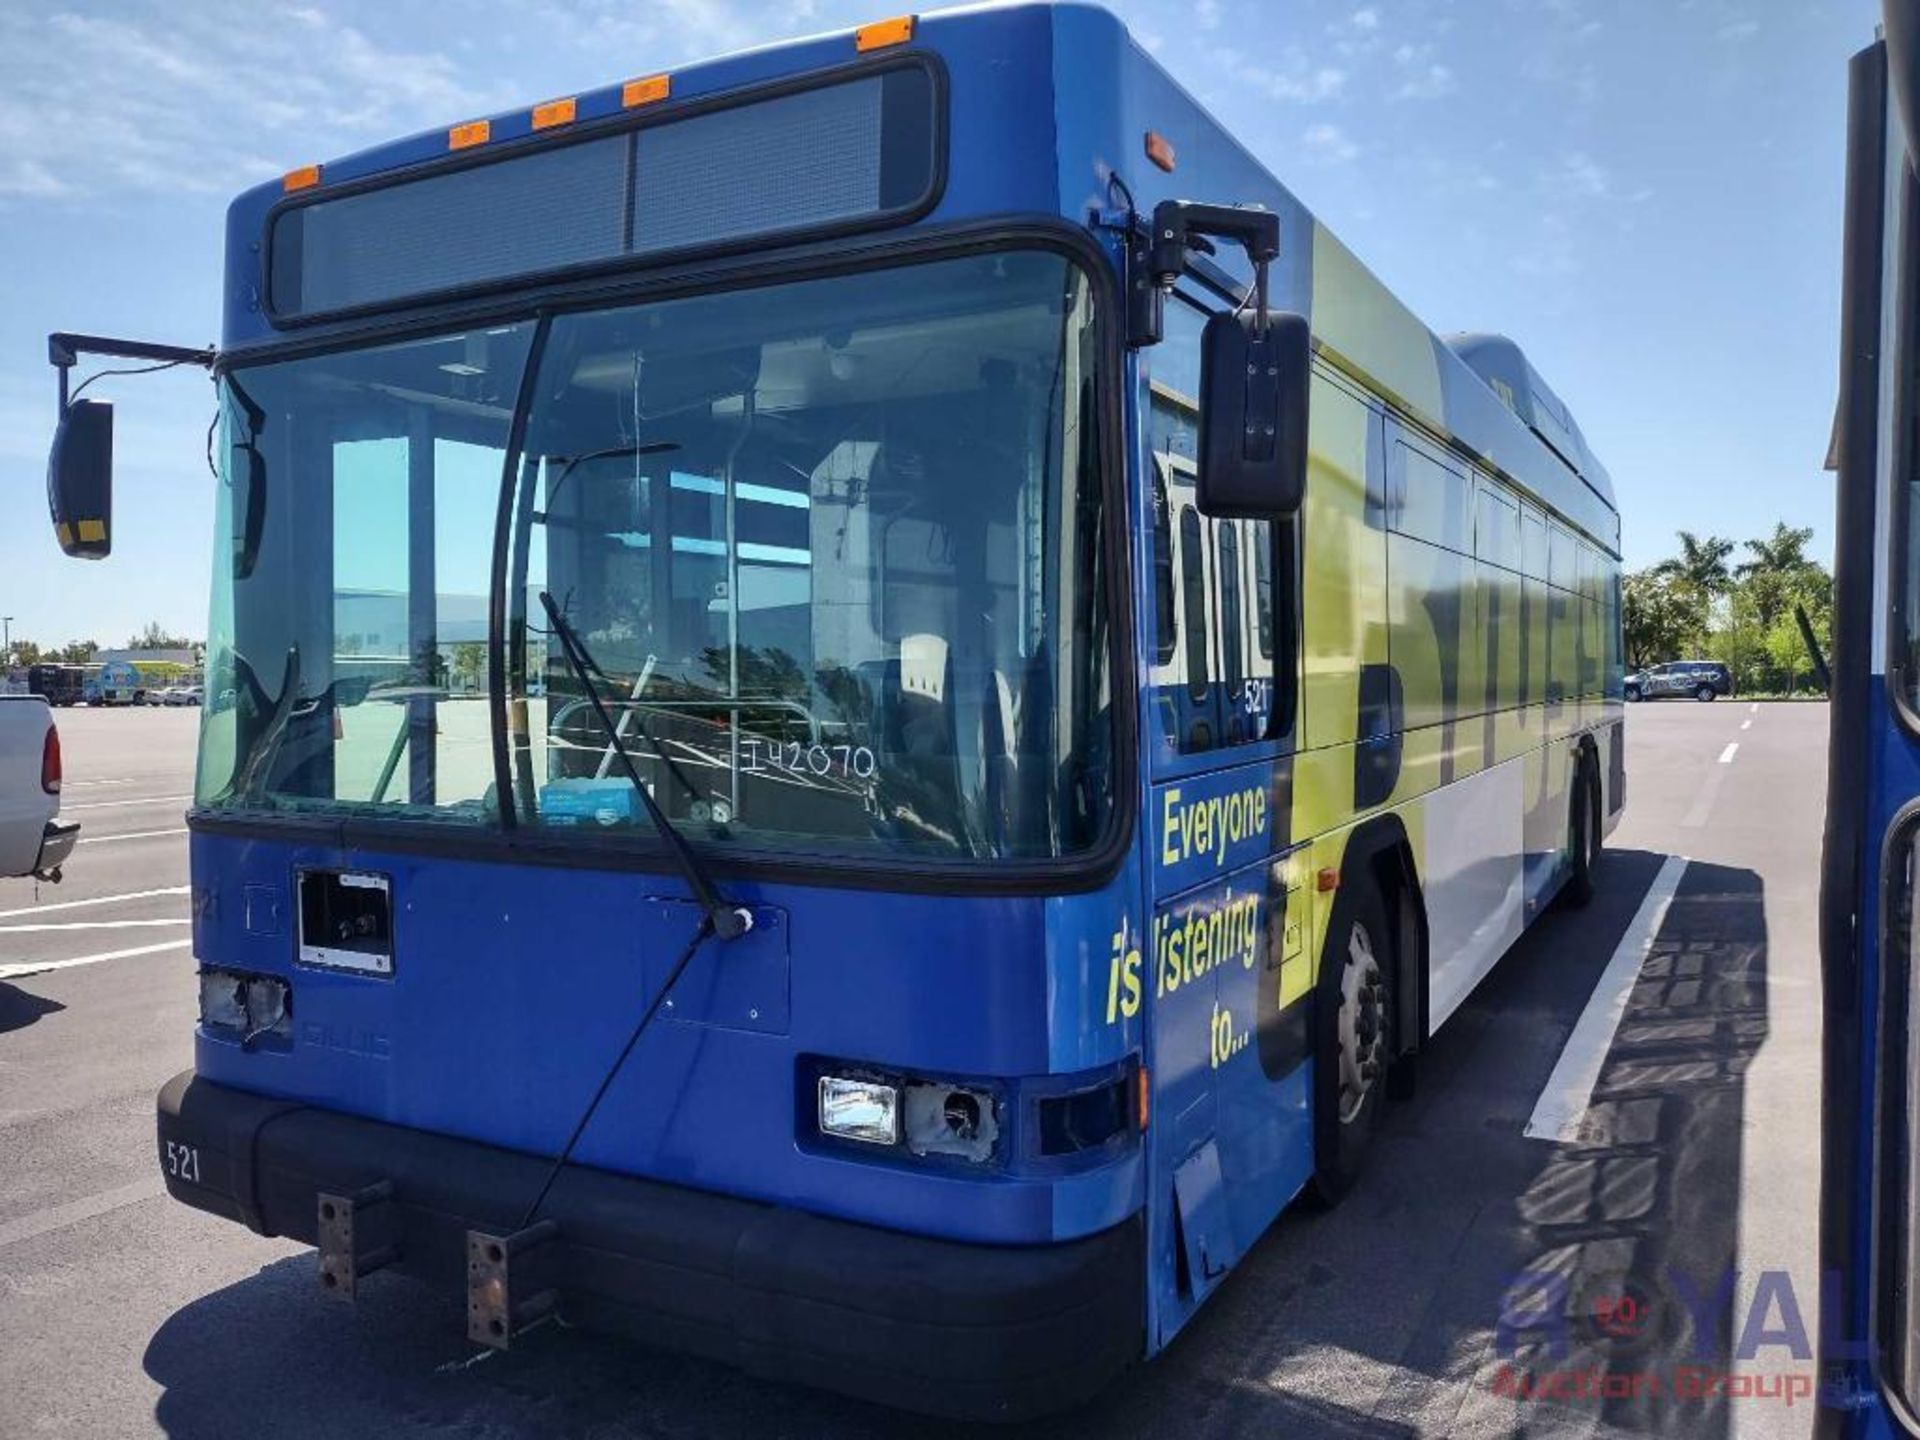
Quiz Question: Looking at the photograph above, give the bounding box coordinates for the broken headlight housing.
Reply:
[198,967,293,1049]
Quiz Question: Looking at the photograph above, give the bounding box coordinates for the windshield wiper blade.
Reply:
[538,591,752,941]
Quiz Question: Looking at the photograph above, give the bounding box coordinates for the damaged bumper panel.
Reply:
[155,1069,1142,1422]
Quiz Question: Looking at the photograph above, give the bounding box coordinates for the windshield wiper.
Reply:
[538,591,752,941]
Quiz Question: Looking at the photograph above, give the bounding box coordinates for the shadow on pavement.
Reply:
[143,847,1768,1440]
[0,981,64,1035]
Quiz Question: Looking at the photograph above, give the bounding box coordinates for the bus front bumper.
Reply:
[155,1069,1142,1422]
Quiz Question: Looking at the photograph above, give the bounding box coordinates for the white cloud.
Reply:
[1395,63,1456,100]
[1196,0,1223,31]
[0,157,70,199]
[1328,5,1385,59]
[1213,45,1347,104]
[0,3,511,200]
[1385,39,1457,101]
[1302,122,1359,164]
[1553,151,1611,200]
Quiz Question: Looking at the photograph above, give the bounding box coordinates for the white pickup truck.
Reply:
[0,696,77,880]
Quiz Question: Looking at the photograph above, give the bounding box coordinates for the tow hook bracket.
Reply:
[466,1220,560,1349]
[316,1181,398,1300]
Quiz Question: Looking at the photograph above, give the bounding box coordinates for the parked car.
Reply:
[160,686,202,707]
[1625,660,1734,702]
[0,695,76,880]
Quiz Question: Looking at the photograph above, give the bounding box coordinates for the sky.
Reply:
[0,0,1879,650]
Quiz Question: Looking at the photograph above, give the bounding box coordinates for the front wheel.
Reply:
[1310,881,1395,1206]
[1695,684,1715,702]
[1625,686,1641,702]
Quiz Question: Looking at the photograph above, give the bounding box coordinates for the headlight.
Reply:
[817,1075,899,1145]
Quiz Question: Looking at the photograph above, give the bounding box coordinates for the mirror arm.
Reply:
[1145,200,1282,334]
[48,332,216,410]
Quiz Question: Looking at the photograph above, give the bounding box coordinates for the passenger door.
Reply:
[1142,294,1309,1345]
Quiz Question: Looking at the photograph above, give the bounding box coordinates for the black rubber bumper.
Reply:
[156,1070,1142,1421]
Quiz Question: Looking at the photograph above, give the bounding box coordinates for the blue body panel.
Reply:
[193,832,1144,1247]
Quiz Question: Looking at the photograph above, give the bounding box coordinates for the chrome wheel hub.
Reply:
[1336,921,1387,1125]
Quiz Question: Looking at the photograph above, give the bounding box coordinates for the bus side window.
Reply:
[1218,521,1245,740]
[1251,519,1274,661]
[1152,464,1176,665]
[1179,504,1214,751]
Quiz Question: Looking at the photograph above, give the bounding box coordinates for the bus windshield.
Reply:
[196,249,1116,864]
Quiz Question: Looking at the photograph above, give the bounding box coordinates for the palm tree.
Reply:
[1654,531,1736,597]
[1736,522,1816,579]
[1735,522,1821,629]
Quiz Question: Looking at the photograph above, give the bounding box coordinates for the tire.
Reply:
[1309,879,1395,1206]
[1625,686,1641,703]
[1695,684,1715,702]
[1563,762,1600,908]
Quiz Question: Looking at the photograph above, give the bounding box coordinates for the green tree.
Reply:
[1679,521,1833,694]
[1736,522,1816,579]
[56,640,96,664]
[1734,523,1820,629]
[448,642,487,693]
[127,621,193,650]
[1623,568,1703,668]
[1653,531,1737,598]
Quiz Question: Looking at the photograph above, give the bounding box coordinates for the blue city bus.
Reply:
[1822,5,1920,1436]
[45,4,1623,1418]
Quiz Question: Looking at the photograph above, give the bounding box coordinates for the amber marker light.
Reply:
[1136,1066,1152,1133]
[622,74,671,108]
[855,14,914,50]
[531,97,577,131]
[448,119,491,151]
[1145,131,1176,172]
[281,164,321,193]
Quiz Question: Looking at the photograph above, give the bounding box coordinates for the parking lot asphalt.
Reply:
[0,701,1828,1439]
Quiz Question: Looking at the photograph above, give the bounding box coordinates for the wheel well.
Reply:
[1575,734,1602,815]
[1336,817,1429,1058]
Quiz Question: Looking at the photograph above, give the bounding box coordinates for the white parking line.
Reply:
[0,1176,166,1251]
[1682,767,1730,828]
[0,886,188,920]
[59,793,191,812]
[0,918,190,934]
[1741,720,1752,731]
[1749,702,1759,713]
[1526,855,1690,1143]
[73,828,189,846]
[60,778,135,789]
[1718,742,1739,764]
[0,938,191,981]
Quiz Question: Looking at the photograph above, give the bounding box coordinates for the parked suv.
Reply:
[1625,660,1734,702]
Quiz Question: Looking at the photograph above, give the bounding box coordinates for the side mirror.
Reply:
[1197,309,1310,518]
[47,399,114,558]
